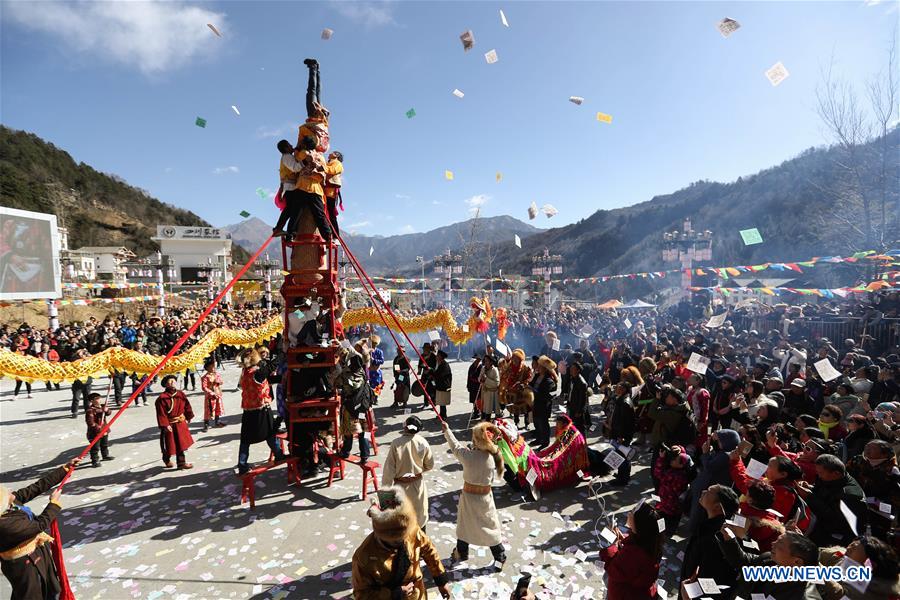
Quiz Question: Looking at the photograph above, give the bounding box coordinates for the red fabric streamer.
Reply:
[50,235,275,600]
[274,187,286,210]
[333,229,445,424]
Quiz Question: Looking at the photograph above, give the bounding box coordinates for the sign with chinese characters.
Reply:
[156,226,227,240]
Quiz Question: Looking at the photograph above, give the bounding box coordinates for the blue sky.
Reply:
[1,1,896,237]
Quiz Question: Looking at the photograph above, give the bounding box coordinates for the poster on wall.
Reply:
[0,207,61,301]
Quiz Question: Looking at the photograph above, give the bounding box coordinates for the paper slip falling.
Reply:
[195,117,207,128]
[765,62,790,86]
[839,500,858,534]
[427,330,441,342]
[496,172,502,182]
[514,234,521,248]
[444,170,454,180]
[603,449,625,470]
[452,89,464,98]
[717,18,741,38]
[527,201,538,220]
[500,9,509,27]
[495,339,510,357]
[484,49,499,64]
[623,318,633,329]
[542,204,558,218]
[460,30,475,52]
[231,105,240,116]
[686,352,711,374]
[321,28,334,40]
[406,108,416,119]
[369,246,374,256]
[239,210,250,218]
[552,338,561,351]
[706,313,727,328]
[596,112,613,124]
[740,227,763,245]
[207,23,222,37]
[569,96,584,105]
[814,358,841,382]
[745,458,768,480]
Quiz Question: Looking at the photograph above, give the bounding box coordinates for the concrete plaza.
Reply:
[1,361,684,599]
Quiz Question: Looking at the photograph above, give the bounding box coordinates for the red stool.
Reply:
[326,453,345,487]
[267,432,289,462]
[361,460,380,501]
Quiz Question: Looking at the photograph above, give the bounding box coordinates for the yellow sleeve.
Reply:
[325,160,343,176]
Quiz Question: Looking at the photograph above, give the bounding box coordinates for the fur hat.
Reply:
[471,422,504,477]
[241,349,262,368]
[538,355,557,372]
[367,486,418,544]
[512,349,526,361]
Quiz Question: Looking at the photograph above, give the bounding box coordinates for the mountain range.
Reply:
[3,124,896,292]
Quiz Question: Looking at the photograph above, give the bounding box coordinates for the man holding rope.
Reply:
[0,458,81,600]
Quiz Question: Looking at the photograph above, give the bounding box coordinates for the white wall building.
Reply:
[75,246,135,283]
[151,226,232,283]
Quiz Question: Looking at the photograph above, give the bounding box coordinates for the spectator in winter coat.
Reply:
[685,373,710,449]
[795,454,867,547]
[686,428,740,533]
[818,404,848,441]
[817,535,900,600]
[730,452,805,525]
[605,382,636,446]
[713,531,821,600]
[735,480,785,553]
[843,414,875,460]
[647,387,692,448]
[652,444,693,533]
[599,501,663,600]
[680,484,740,590]
[846,440,900,540]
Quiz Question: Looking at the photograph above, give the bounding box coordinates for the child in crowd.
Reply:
[85,392,114,467]
[652,444,694,533]
[201,358,224,432]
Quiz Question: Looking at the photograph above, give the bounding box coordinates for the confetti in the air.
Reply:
[514,234,521,248]
[322,28,334,40]
[484,49,499,64]
[542,204,558,218]
[195,117,207,128]
[444,170,454,181]
[765,62,790,87]
[239,210,250,218]
[716,17,741,38]
[207,23,222,37]
[452,89,465,99]
[596,112,613,124]
[740,228,764,245]
[496,172,502,183]
[369,246,374,256]
[569,96,584,105]
[500,9,509,27]
[460,30,475,52]
[527,202,538,220]
[231,105,240,116]
[406,108,416,119]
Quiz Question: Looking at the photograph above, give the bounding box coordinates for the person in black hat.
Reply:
[466,354,484,419]
[565,361,590,435]
[433,350,452,420]
[417,343,437,410]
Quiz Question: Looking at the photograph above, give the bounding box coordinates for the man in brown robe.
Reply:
[155,375,195,469]
[0,458,80,600]
[351,486,449,600]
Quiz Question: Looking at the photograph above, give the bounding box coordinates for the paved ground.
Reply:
[1,361,686,599]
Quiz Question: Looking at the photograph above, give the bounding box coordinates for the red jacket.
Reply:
[730,458,797,522]
[85,405,110,439]
[599,536,660,600]
[738,503,782,553]
[768,445,817,484]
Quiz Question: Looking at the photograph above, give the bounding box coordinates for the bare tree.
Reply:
[866,26,899,240]
[816,31,900,249]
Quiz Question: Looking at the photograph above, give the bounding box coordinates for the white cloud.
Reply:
[255,122,295,139]
[4,1,228,75]
[348,221,372,228]
[395,193,411,200]
[399,224,415,234]
[330,1,396,27]
[213,166,239,175]
[464,194,490,208]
